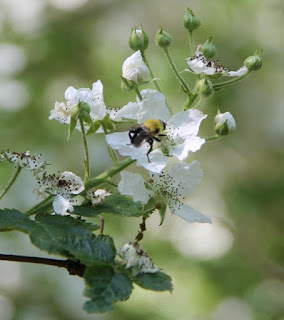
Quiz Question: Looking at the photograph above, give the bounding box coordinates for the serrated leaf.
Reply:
[60,234,116,265]
[133,271,173,292]
[0,208,34,233]
[83,265,133,313]
[73,194,144,217]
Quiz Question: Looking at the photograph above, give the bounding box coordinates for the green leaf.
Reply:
[73,194,144,217]
[133,271,173,292]
[29,214,113,262]
[83,265,133,313]
[59,234,116,265]
[0,208,34,233]
[67,117,77,142]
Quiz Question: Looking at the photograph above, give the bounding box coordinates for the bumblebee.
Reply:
[128,119,166,162]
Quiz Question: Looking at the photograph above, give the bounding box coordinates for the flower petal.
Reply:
[169,201,211,223]
[115,101,143,121]
[168,161,203,198]
[167,109,207,138]
[118,171,153,203]
[53,195,74,215]
[169,136,206,160]
[227,66,248,77]
[122,50,150,83]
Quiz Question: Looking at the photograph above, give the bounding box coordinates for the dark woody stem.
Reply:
[0,254,86,277]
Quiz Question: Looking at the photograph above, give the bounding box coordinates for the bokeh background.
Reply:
[0,0,284,319]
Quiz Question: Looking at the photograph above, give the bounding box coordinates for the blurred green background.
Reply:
[0,0,284,319]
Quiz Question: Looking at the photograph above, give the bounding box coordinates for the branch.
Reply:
[0,254,86,277]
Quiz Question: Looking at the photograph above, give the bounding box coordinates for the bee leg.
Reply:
[153,137,161,142]
[158,134,167,137]
[146,138,153,163]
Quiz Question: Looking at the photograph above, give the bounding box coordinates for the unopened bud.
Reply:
[70,102,90,120]
[183,8,201,32]
[196,78,214,98]
[214,111,236,135]
[201,36,216,59]
[244,51,263,71]
[155,27,173,48]
[129,27,149,52]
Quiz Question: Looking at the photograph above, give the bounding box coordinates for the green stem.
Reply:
[85,158,135,192]
[205,134,221,141]
[79,118,90,184]
[135,86,143,101]
[25,194,54,216]
[213,72,250,91]
[0,165,22,200]
[142,53,173,115]
[188,31,195,57]
[184,92,198,110]
[163,47,192,96]
[194,97,205,109]
[25,158,135,217]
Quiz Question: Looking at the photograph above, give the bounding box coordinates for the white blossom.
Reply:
[106,107,206,173]
[86,188,111,205]
[118,161,211,224]
[1,150,46,174]
[186,45,248,76]
[49,80,107,127]
[118,242,159,275]
[122,50,150,83]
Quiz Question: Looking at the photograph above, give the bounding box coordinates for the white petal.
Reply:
[115,101,143,121]
[228,66,248,77]
[49,101,70,124]
[122,50,150,83]
[53,195,74,215]
[168,109,207,138]
[118,171,153,203]
[169,201,211,223]
[186,58,216,75]
[138,89,171,123]
[169,136,206,160]
[89,80,107,120]
[64,86,78,102]
[168,161,203,197]
[59,171,85,194]
[136,149,168,173]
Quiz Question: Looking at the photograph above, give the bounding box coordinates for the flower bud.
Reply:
[244,51,263,71]
[70,102,90,120]
[214,111,236,135]
[155,27,173,48]
[183,8,201,32]
[122,51,150,84]
[201,36,216,59]
[129,27,149,52]
[196,78,214,98]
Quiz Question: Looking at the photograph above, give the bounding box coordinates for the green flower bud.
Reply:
[244,50,263,71]
[70,104,80,120]
[214,111,236,136]
[196,78,214,98]
[155,27,173,48]
[129,27,149,52]
[78,102,90,118]
[201,36,216,59]
[183,8,201,32]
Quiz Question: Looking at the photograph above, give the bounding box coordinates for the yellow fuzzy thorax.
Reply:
[143,119,164,134]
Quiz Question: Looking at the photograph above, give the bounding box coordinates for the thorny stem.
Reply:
[0,254,86,277]
[142,53,173,115]
[25,158,136,217]
[0,165,22,200]
[79,118,90,184]
[135,86,143,101]
[135,216,147,242]
[163,47,192,97]
[213,72,250,90]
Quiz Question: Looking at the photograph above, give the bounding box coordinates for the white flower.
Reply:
[49,80,107,126]
[214,111,236,135]
[52,195,74,215]
[122,50,150,83]
[118,161,211,224]
[118,242,159,275]
[2,150,46,173]
[106,106,206,173]
[186,45,248,76]
[86,188,111,205]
